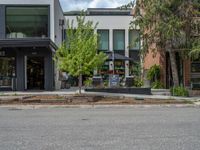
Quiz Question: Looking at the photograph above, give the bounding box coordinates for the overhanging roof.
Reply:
[0,38,58,51]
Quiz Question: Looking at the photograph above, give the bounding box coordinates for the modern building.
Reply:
[64,8,140,80]
[0,0,141,91]
[0,0,65,91]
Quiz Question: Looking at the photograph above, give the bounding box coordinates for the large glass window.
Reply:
[6,6,49,38]
[97,30,109,51]
[0,57,15,88]
[129,30,140,50]
[191,62,200,73]
[113,30,125,50]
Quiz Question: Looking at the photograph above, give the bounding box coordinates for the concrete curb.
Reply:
[0,90,199,101]
[0,104,199,110]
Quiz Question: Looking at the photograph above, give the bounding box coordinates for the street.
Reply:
[0,106,200,150]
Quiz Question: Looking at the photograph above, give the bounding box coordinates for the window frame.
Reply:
[129,29,140,51]
[113,29,125,51]
[97,29,109,51]
[5,5,50,39]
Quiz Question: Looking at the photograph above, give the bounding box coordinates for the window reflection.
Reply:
[0,57,15,88]
[6,6,48,38]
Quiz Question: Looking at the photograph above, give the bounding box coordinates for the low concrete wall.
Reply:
[85,88,151,95]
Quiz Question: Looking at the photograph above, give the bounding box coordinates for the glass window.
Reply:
[97,30,109,51]
[129,30,140,50]
[0,57,15,88]
[191,62,200,73]
[113,30,125,50]
[6,6,49,38]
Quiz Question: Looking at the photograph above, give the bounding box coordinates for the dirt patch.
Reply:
[0,94,192,105]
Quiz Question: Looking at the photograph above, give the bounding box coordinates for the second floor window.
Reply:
[97,30,109,51]
[6,6,49,38]
[129,30,140,50]
[113,30,125,51]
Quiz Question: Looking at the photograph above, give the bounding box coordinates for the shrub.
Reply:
[84,78,92,87]
[152,81,164,89]
[147,65,161,81]
[104,80,109,87]
[170,86,189,97]
[134,77,144,87]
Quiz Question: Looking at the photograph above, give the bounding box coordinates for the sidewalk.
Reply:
[0,87,200,101]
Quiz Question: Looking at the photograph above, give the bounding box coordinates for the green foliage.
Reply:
[134,77,144,87]
[55,15,107,79]
[147,65,161,81]
[124,0,200,87]
[189,38,200,60]
[152,81,164,89]
[84,78,92,87]
[130,62,142,77]
[170,86,189,97]
[103,80,109,87]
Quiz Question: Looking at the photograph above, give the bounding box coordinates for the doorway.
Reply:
[27,57,44,90]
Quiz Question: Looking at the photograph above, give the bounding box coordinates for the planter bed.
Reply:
[85,87,151,95]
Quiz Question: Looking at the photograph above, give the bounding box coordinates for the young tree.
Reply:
[55,15,107,94]
[123,0,199,87]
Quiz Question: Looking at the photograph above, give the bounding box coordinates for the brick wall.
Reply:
[183,59,191,87]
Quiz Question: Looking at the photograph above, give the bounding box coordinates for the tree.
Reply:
[189,36,200,60]
[123,0,199,87]
[55,15,107,94]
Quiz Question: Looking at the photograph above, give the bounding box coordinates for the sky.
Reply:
[60,0,132,12]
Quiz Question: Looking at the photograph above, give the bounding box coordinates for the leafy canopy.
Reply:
[125,0,199,56]
[55,15,107,77]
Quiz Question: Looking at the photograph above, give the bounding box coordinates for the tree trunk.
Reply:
[166,40,179,87]
[78,74,82,94]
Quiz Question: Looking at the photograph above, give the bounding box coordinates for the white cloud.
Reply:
[60,0,131,11]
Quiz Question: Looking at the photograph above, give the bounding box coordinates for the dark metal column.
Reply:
[0,5,5,39]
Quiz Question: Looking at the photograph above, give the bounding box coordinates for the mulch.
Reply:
[0,94,191,105]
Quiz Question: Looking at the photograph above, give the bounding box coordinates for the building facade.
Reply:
[0,0,65,91]
[143,17,200,92]
[64,8,140,81]
[0,1,141,91]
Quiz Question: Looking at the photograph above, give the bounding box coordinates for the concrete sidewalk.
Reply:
[0,87,199,101]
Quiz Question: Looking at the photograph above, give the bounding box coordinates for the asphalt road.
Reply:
[0,106,200,150]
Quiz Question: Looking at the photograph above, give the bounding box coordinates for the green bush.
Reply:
[84,78,92,87]
[104,80,109,87]
[134,77,144,87]
[147,65,161,81]
[152,81,164,89]
[170,86,189,97]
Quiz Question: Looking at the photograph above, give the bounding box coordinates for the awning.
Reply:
[0,38,58,52]
[106,52,134,61]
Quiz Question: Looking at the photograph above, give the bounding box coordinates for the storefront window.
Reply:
[114,60,125,76]
[0,57,15,88]
[6,6,49,38]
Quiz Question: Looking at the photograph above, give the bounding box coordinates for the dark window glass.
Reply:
[114,60,125,76]
[191,62,200,73]
[129,30,140,50]
[6,6,49,38]
[0,57,15,88]
[113,30,125,50]
[97,30,109,50]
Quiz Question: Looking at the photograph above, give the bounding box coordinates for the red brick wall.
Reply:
[143,49,166,87]
[183,59,191,87]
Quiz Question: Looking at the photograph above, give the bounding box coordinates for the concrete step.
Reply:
[151,89,171,96]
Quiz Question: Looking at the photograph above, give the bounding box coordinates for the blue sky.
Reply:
[60,0,131,11]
